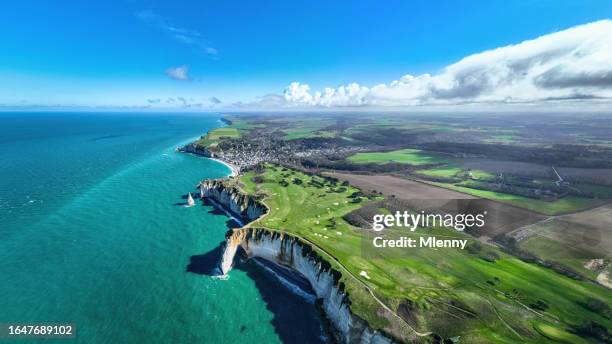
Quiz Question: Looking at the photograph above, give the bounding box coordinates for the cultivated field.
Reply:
[328,172,545,238]
[327,172,475,199]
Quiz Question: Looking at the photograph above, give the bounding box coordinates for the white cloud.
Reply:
[257,20,612,108]
[166,65,190,81]
[156,96,203,108]
[135,10,217,56]
[205,47,218,55]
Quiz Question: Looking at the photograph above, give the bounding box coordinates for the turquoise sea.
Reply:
[0,112,324,343]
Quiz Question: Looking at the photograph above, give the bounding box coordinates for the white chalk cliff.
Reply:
[200,179,395,343]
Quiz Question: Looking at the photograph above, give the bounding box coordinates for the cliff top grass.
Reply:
[195,127,240,149]
[239,164,612,343]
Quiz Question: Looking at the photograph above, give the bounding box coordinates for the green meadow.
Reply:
[283,128,336,140]
[415,166,463,178]
[429,182,601,215]
[415,164,496,183]
[207,127,240,139]
[196,127,240,147]
[519,235,598,279]
[347,149,447,165]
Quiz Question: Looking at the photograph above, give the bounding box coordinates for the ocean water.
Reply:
[0,112,324,343]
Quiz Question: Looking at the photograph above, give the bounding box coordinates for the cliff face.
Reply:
[221,228,394,344]
[199,179,266,224]
[179,143,214,157]
[199,178,394,343]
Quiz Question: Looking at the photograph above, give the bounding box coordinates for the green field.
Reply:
[534,322,590,344]
[430,182,601,215]
[415,164,495,182]
[519,235,598,279]
[469,169,496,180]
[280,118,337,140]
[416,166,463,178]
[485,134,518,144]
[226,117,266,130]
[207,127,240,140]
[283,128,336,140]
[196,127,240,147]
[347,149,446,165]
[238,165,612,343]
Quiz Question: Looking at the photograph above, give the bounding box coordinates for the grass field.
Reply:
[534,322,590,344]
[415,166,463,178]
[415,164,495,182]
[470,169,496,180]
[519,236,598,278]
[485,134,518,144]
[226,117,266,130]
[283,128,336,140]
[347,149,447,165]
[207,127,240,140]
[238,165,612,343]
[196,127,240,147]
[245,116,339,140]
[429,182,602,215]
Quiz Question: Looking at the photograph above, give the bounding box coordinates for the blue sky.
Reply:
[1,0,611,109]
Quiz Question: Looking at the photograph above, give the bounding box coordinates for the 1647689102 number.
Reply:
[1,324,76,338]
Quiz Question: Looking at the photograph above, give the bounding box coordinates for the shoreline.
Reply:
[177,123,239,178]
[208,157,239,177]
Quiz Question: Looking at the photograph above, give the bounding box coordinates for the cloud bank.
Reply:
[250,20,612,108]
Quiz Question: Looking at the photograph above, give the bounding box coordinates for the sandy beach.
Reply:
[209,157,239,177]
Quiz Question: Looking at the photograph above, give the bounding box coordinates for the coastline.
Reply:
[177,123,239,178]
[199,178,397,343]
[208,157,239,177]
[183,124,390,341]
